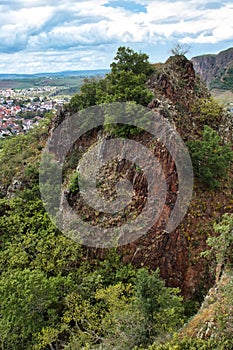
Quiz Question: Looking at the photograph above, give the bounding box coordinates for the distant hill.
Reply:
[0,69,110,80]
[191,47,233,90]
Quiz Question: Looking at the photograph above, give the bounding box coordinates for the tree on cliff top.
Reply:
[69,46,154,112]
[110,46,154,76]
[171,43,191,56]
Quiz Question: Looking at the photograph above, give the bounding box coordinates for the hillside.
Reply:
[0,69,109,91]
[191,47,233,90]
[51,49,233,339]
[142,213,233,349]
[0,47,232,349]
[0,69,110,80]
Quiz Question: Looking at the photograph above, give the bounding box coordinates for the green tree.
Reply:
[171,43,191,56]
[110,46,154,76]
[94,282,141,350]
[187,126,233,188]
[0,269,73,350]
[134,268,184,344]
[69,46,154,113]
[0,193,83,275]
[69,79,100,111]
[202,214,233,269]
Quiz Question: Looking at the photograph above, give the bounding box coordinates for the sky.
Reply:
[0,0,233,74]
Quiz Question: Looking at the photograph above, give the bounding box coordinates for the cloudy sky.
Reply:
[0,0,233,73]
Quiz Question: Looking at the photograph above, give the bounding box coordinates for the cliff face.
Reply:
[151,55,207,105]
[191,47,233,88]
[61,55,232,299]
[191,55,216,85]
[119,57,231,298]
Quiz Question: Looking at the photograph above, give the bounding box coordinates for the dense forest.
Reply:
[0,47,233,349]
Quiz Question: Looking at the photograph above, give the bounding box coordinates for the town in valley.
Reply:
[0,86,70,137]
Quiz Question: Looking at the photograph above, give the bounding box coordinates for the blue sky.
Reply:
[0,0,232,73]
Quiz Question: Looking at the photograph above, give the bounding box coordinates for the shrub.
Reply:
[187,126,233,188]
[146,335,233,350]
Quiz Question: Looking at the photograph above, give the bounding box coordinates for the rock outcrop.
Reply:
[181,272,233,339]
[53,54,232,300]
[191,47,233,88]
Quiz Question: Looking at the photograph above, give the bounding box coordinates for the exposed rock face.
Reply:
[191,47,233,86]
[181,273,233,339]
[58,55,232,299]
[65,130,191,294]
[148,55,210,141]
[153,55,197,104]
[191,55,216,85]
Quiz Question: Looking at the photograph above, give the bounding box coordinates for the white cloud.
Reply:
[0,0,232,72]
[0,47,109,74]
[180,3,233,43]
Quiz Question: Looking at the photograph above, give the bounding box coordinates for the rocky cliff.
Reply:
[118,56,232,298]
[2,53,231,302]
[1,49,232,350]
[191,47,233,89]
[61,55,232,299]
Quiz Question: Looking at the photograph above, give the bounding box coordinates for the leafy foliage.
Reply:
[68,171,80,194]
[0,184,185,349]
[202,214,233,268]
[187,126,233,188]
[110,46,154,76]
[134,268,184,342]
[103,101,145,137]
[190,97,224,127]
[69,46,154,115]
[0,269,72,350]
